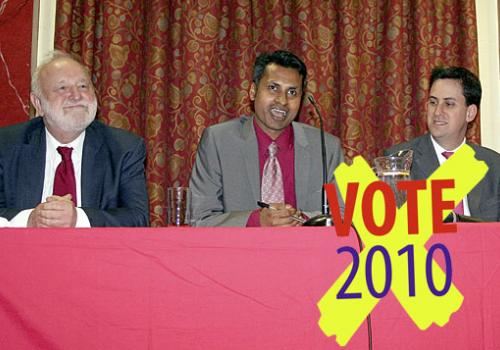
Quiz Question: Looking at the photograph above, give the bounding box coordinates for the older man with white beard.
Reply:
[0,51,149,227]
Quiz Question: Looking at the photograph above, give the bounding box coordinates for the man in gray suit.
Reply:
[0,51,149,227]
[189,50,344,226]
[386,66,500,221]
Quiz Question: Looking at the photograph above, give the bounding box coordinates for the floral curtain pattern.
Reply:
[55,0,479,226]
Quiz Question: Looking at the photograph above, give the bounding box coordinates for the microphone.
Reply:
[303,95,333,226]
[306,96,372,348]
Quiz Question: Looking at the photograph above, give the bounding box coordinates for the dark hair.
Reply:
[252,50,307,92]
[429,66,482,108]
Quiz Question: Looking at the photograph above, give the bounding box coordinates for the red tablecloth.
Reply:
[0,224,498,349]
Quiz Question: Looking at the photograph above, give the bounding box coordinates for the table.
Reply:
[0,224,498,349]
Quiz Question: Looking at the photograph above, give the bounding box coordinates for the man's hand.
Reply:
[260,203,302,227]
[28,194,77,228]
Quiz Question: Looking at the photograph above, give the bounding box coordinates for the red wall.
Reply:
[0,0,33,127]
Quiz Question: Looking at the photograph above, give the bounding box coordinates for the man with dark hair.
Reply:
[0,51,149,227]
[386,66,500,221]
[252,50,308,93]
[189,50,344,226]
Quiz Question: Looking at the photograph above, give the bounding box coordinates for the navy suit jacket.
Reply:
[386,133,500,221]
[0,117,149,226]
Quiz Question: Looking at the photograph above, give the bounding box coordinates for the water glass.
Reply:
[167,187,191,226]
[373,152,413,207]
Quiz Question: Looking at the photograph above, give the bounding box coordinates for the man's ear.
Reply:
[466,104,478,123]
[30,93,43,116]
[249,83,256,101]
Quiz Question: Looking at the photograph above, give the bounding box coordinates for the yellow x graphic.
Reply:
[318,145,488,346]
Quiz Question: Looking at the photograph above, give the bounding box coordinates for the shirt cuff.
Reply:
[8,209,32,227]
[246,209,261,227]
[75,207,91,227]
[0,217,8,227]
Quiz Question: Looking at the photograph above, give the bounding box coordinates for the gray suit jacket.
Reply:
[0,117,149,226]
[189,116,344,226]
[386,133,500,221]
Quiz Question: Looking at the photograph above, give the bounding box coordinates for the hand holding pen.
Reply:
[257,201,305,226]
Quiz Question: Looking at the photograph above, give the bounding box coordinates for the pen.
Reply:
[257,201,306,224]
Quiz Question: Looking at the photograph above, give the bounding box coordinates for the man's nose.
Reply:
[68,85,82,100]
[275,91,288,105]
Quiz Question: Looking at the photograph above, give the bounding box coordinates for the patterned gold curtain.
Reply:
[55,0,479,226]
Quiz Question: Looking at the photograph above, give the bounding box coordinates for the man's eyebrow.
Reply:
[428,95,457,101]
[54,78,90,84]
[264,80,300,91]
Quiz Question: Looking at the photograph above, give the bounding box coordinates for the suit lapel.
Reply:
[20,123,46,206]
[412,134,440,179]
[467,185,481,216]
[81,122,104,207]
[292,122,310,208]
[241,117,260,204]
[466,143,482,215]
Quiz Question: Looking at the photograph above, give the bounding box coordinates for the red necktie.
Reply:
[261,142,284,203]
[441,151,464,215]
[53,146,77,205]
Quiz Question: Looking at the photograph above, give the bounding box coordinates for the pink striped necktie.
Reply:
[442,151,464,215]
[53,146,77,206]
[261,142,284,203]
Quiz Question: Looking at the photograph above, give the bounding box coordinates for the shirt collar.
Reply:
[45,129,86,154]
[253,118,294,154]
[430,135,465,164]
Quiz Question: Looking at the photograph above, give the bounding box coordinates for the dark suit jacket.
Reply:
[385,133,500,221]
[189,115,345,226]
[0,117,149,226]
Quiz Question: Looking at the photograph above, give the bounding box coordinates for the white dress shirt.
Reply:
[0,217,9,227]
[9,129,91,227]
[430,135,471,216]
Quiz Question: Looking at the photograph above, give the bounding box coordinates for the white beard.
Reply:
[41,97,97,134]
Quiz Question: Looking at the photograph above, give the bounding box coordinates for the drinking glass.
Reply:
[167,187,191,226]
[373,151,413,207]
